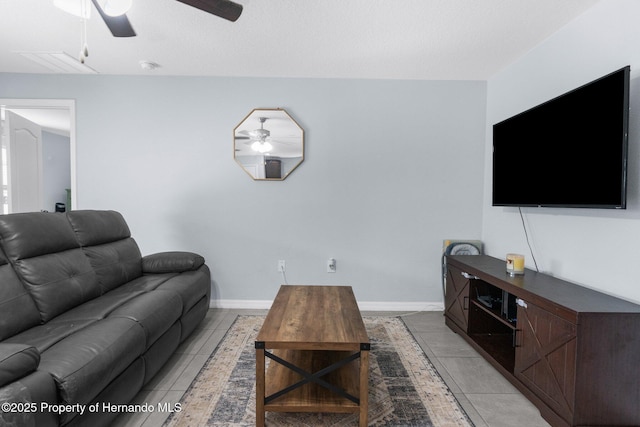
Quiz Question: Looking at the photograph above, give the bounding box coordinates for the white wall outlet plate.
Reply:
[327,258,336,273]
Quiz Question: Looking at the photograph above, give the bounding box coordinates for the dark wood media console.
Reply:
[444,255,640,427]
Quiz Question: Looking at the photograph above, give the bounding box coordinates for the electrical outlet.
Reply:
[278,260,286,272]
[327,258,336,273]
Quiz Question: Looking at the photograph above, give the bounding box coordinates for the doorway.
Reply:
[0,99,77,214]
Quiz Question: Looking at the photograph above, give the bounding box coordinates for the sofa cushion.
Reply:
[0,344,40,387]
[0,253,40,341]
[66,210,131,246]
[39,317,146,408]
[67,210,143,293]
[156,265,211,315]
[13,249,102,322]
[6,274,177,355]
[52,273,179,327]
[50,287,145,324]
[0,212,78,260]
[4,319,97,353]
[0,212,102,323]
[109,290,183,348]
[70,358,145,427]
[112,273,177,293]
[82,238,143,293]
[142,322,181,384]
[179,295,209,343]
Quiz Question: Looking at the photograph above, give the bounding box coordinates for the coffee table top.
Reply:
[256,285,369,351]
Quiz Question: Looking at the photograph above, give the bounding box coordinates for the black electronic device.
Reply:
[475,288,498,309]
[501,290,517,323]
[492,66,630,209]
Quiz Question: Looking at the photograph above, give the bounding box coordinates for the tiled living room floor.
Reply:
[112,309,551,427]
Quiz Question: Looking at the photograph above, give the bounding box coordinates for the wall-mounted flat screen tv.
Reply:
[492,65,630,209]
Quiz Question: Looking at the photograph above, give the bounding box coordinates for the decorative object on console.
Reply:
[505,253,524,276]
[441,239,483,301]
[234,108,304,181]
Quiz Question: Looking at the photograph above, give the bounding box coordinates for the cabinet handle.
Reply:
[516,298,527,308]
[461,272,480,280]
[463,296,469,310]
[513,329,521,347]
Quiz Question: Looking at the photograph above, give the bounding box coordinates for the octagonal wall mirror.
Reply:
[234,108,304,180]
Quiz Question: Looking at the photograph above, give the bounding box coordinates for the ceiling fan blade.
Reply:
[176,0,243,22]
[91,0,136,37]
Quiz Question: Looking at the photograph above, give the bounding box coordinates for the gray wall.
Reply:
[484,0,640,303]
[0,73,487,308]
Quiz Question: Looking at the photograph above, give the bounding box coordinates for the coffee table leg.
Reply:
[359,349,369,427]
[256,346,265,427]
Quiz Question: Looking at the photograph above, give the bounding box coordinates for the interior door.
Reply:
[5,111,43,213]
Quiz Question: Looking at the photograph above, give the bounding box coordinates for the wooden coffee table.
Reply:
[255,285,370,427]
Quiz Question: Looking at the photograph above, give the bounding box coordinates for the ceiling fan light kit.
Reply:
[251,141,273,153]
[249,118,273,153]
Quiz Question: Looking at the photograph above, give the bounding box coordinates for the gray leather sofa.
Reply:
[0,210,211,427]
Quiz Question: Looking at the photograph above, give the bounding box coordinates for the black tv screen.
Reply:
[492,66,630,209]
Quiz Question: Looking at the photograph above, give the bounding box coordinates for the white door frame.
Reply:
[0,99,77,211]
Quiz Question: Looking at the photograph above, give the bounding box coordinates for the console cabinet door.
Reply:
[515,300,577,424]
[444,264,471,331]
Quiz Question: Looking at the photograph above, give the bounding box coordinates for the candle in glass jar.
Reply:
[506,253,525,276]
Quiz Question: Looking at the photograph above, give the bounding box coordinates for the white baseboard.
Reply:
[358,301,444,311]
[210,299,272,309]
[210,299,443,312]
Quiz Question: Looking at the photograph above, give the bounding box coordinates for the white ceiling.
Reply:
[0,0,601,80]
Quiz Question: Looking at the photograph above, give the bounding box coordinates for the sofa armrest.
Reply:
[0,344,40,388]
[142,251,205,274]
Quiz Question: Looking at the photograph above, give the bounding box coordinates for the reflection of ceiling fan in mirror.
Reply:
[236,117,301,154]
[248,117,273,153]
[54,0,243,38]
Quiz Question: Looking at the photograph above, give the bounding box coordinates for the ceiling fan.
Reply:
[54,0,242,38]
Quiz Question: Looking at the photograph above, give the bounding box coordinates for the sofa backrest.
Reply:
[0,249,41,340]
[66,210,143,293]
[0,212,102,323]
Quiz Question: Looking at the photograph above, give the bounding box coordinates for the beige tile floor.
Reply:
[112,309,551,427]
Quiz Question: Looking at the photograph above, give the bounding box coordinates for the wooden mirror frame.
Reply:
[233,108,304,180]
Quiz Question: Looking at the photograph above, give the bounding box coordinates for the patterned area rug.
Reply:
[165,315,473,426]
